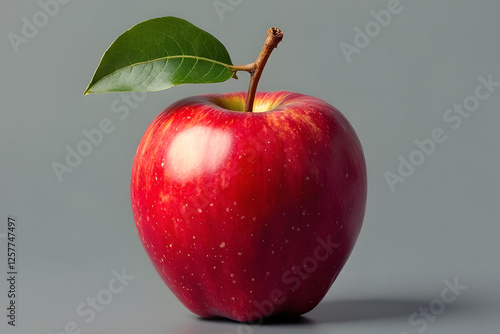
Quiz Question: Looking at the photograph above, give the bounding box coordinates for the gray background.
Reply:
[1,0,499,333]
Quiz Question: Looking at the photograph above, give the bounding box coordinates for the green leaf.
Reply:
[85,17,234,94]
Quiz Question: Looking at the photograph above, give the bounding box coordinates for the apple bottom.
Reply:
[131,91,367,322]
[164,233,353,322]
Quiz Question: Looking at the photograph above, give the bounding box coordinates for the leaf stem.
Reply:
[230,27,283,112]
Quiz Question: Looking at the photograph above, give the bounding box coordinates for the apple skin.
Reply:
[130,91,366,322]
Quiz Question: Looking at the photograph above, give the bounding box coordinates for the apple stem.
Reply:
[230,27,283,112]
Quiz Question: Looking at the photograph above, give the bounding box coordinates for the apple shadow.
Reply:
[197,314,314,325]
[306,298,426,323]
[187,299,424,329]
[174,297,498,334]
[174,315,317,334]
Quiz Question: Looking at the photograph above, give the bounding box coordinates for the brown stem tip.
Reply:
[269,27,284,43]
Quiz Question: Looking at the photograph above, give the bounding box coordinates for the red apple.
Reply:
[130,91,366,322]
